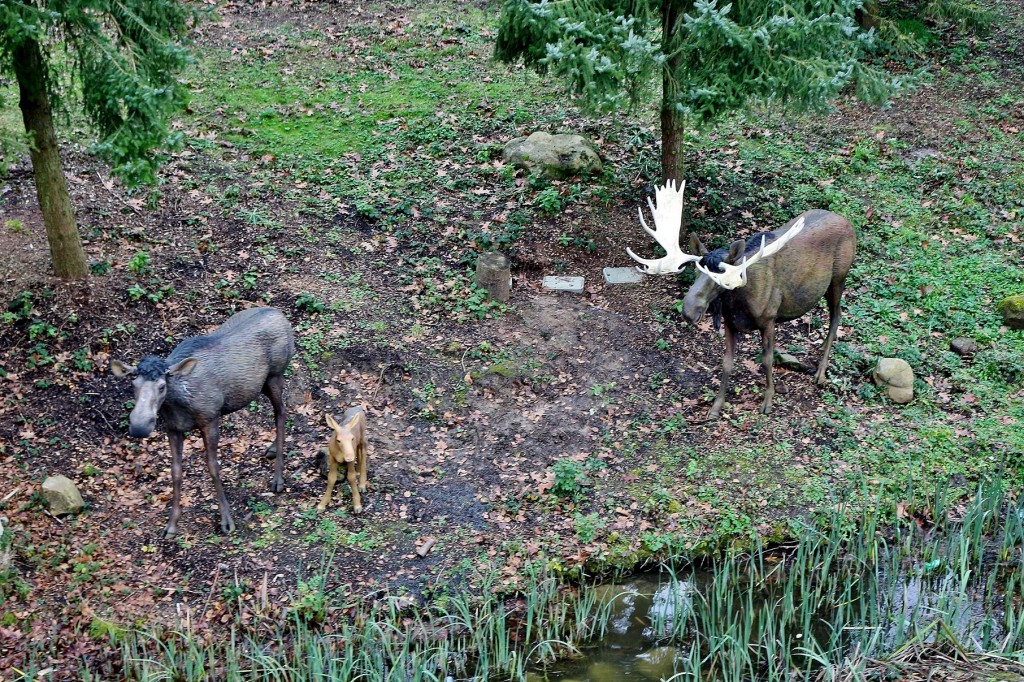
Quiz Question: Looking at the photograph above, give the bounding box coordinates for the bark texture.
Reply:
[13,34,88,278]
[660,0,686,185]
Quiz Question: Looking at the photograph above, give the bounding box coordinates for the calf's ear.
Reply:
[167,357,198,377]
[325,414,340,431]
[110,360,136,377]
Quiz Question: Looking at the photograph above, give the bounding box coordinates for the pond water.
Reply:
[526,575,702,682]
[526,563,1016,682]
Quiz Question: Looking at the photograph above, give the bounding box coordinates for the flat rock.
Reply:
[873,357,914,404]
[542,276,585,293]
[774,351,812,372]
[603,267,644,285]
[950,337,979,357]
[502,131,602,178]
[997,294,1024,330]
[41,475,85,516]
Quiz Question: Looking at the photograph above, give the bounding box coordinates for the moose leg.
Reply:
[760,323,777,415]
[262,374,287,493]
[708,326,738,420]
[201,421,235,534]
[347,460,363,513]
[815,282,845,385]
[163,429,185,538]
[318,457,338,511]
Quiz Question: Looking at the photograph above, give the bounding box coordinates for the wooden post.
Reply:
[475,251,511,302]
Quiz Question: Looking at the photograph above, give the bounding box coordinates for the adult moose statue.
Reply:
[627,181,856,419]
[112,307,295,537]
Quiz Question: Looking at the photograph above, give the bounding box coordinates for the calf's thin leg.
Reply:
[262,374,287,493]
[201,421,235,534]
[760,323,777,414]
[709,326,738,420]
[347,460,363,513]
[318,457,338,511]
[357,436,369,493]
[164,429,185,538]
[815,281,845,385]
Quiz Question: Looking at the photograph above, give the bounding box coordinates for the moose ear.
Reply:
[688,234,708,256]
[325,414,340,431]
[725,239,747,264]
[110,360,136,377]
[167,358,198,377]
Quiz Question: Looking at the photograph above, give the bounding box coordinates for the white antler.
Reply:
[626,179,702,275]
[696,216,807,290]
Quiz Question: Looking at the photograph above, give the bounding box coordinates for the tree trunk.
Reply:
[13,34,88,279]
[856,1,881,31]
[660,0,685,184]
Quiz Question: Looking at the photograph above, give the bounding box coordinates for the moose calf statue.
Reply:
[627,181,856,419]
[112,307,295,537]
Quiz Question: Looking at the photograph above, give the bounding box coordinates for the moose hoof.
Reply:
[220,517,236,534]
[264,443,278,460]
[706,408,722,421]
[814,374,828,386]
[353,505,363,514]
[270,478,285,494]
[162,524,177,539]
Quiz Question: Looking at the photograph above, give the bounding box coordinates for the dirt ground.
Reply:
[1,0,1022,675]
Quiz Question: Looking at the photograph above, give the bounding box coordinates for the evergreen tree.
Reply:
[0,0,196,278]
[496,0,909,183]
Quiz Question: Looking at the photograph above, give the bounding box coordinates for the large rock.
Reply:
[502,131,602,178]
[41,475,85,516]
[873,358,914,404]
[997,295,1024,330]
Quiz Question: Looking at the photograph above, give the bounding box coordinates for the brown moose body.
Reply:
[112,307,295,536]
[320,407,369,513]
[627,182,856,418]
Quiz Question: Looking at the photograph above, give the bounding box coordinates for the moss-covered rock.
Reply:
[997,294,1024,330]
[502,131,603,178]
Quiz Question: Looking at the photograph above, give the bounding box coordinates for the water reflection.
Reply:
[529,577,694,681]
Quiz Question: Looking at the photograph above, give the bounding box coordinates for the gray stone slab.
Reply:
[542,276,585,293]
[603,267,645,285]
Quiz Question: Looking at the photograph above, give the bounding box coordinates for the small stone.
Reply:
[542,276,585,293]
[997,295,1024,330]
[950,337,979,357]
[41,475,85,516]
[603,267,644,285]
[873,357,914,404]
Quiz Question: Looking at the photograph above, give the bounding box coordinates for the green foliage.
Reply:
[496,0,908,125]
[0,0,199,184]
[550,458,589,500]
[295,292,326,314]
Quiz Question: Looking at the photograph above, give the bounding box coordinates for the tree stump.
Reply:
[475,252,511,302]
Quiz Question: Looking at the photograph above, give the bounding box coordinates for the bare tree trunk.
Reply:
[13,34,88,279]
[856,1,881,31]
[660,0,685,184]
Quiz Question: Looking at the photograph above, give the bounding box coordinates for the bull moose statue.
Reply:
[627,180,856,419]
[112,307,295,537]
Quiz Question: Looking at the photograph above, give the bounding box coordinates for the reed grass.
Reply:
[22,481,1024,681]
